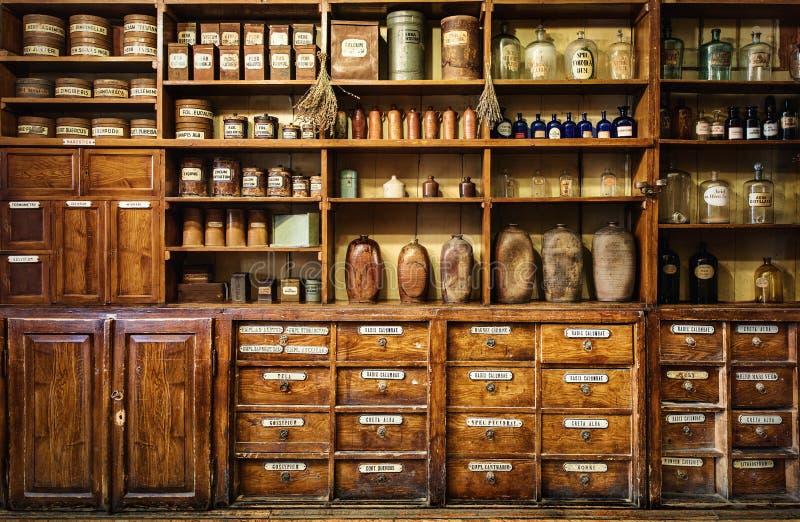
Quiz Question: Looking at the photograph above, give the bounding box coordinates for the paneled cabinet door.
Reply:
[111,319,212,510]
[0,148,80,198]
[54,201,106,304]
[108,201,161,304]
[7,318,110,510]
[82,149,160,196]
[1,201,52,251]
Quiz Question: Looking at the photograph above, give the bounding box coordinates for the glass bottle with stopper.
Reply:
[698,171,730,223]
[754,257,783,303]
[699,28,732,80]
[524,25,557,80]
[658,164,691,224]
[739,27,772,81]
[491,21,521,80]
[743,161,774,224]
[608,29,633,79]
[565,30,598,80]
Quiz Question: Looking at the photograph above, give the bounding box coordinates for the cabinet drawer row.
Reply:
[660,322,793,362]
[662,411,795,451]
[660,367,795,408]
[661,456,798,499]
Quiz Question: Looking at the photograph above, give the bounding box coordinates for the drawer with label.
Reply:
[731,368,794,409]
[660,367,720,404]
[238,367,330,406]
[541,414,631,455]
[540,460,630,500]
[235,413,329,453]
[540,370,631,409]
[660,456,717,496]
[731,323,790,361]
[661,412,718,451]
[337,367,427,406]
[237,323,331,361]
[336,412,426,452]
[237,459,328,499]
[447,413,536,455]
[732,411,793,449]
[447,367,535,408]
[540,324,633,365]
[660,322,723,361]
[334,460,427,501]
[447,323,535,361]
[337,323,428,361]
[446,458,536,501]
[732,458,793,497]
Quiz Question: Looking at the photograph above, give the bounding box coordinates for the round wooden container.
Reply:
[281,124,301,139]
[246,210,268,246]
[441,15,480,80]
[267,166,292,197]
[175,122,213,139]
[225,209,246,247]
[179,157,208,196]
[55,117,91,138]
[182,208,204,246]
[93,78,129,98]
[123,14,157,38]
[69,14,111,41]
[15,78,54,98]
[223,114,248,139]
[130,78,157,98]
[91,118,130,139]
[17,116,55,138]
[204,209,226,246]
[241,167,266,197]
[55,77,92,98]
[70,36,112,57]
[123,36,157,57]
[23,14,65,56]
[211,157,241,196]
[130,119,157,139]
[175,99,214,124]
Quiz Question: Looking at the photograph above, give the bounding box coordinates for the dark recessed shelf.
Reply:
[1,97,157,112]
[660,223,800,230]
[0,56,156,74]
[328,197,482,204]
[661,80,800,94]
[165,197,320,204]
[659,139,800,148]
[491,196,645,204]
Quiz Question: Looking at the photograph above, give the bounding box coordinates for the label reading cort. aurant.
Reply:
[284,346,328,355]
[564,328,611,338]
[666,414,706,423]
[564,419,609,429]
[469,326,511,335]
[358,326,403,335]
[738,414,782,425]
[666,370,709,380]
[735,372,778,381]
[239,325,283,334]
[264,462,306,471]
[262,372,306,381]
[662,457,703,467]
[469,370,513,381]
[564,373,608,383]
[8,201,41,209]
[285,326,329,335]
[563,462,607,472]
[261,417,304,427]
[466,417,522,428]
[359,415,403,425]
[341,38,368,57]
[736,324,779,334]
[239,344,283,353]
[468,462,512,472]
[358,463,402,473]
[670,324,715,335]
[733,459,774,469]
[360,369,405,380]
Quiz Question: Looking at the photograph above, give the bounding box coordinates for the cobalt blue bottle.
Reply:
[547,113,562,139]
[562,112,578,138]
[596,110,612,138]
[531,113,547,139]
[578,112,593,138]
[512,113,529,139]
[611,105,636,138]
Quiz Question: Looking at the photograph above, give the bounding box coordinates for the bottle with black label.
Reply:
[780,98,798,140]
[745,106,761,140]
[762,97,779,140]
[491,108,513,138]
[658,237,680,304]
[689,243,718,304]
[725,106,743,140]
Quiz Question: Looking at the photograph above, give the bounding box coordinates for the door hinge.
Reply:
[211,346,218,377]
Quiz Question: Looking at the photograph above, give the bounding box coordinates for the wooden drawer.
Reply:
[731,323,790,361]
[660,367,720,404]
[334,459,427,501]
[540,370,631,409]
[661,456,717,496]
[83,149,159,196]
[447,458,536,501]
[541,460,630,500]
[732,411,793,449]
[541,414,631,455]
[237,459,328,499]
[1,201,51,250]
[661,412,717,451]
[447,413,536,455]
[447,323,535,361]
[1,149,79,197]
[337,367,427,406]
[447,367,535,408]
[732,458,791,497]
[235,413,329,453]
[731,368,794,409]
[336,413,426,452]
[0,254,50,304]
[237,323,331,362]
[540,324,633,365]
[337,323,428,361]
[238,367,330,406]
[660,322,723,362]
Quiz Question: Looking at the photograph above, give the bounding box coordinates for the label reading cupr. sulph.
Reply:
[469,326,511,335]
[213,168,232,182]
[271,53,290,69]
[359,463,402,473]
[469,371,513,381]
[466,417,522,428]
[358,326,403,335]
[93,127,123,137]
[56,86,91,97]
[8,201,41,209]
[221,54,239,70]
[739,414,782,425]
[564,328,611,339]
[297,54,315,69]
[564,373,609,383]
[25,22,65,36]
[703,186,729,207]
[749,193,772,207]
[285,326,329,335]
[694,265,715,280]
[666,370,709,380]
[24,45,59,56]
[264,462,306,471]
[239,344,283,353]
[444,30,468,47]
[341,38,368,58]
[736,324,779,334]
[124,45,157,56]
[194,53,213,70]
[735,372,778,381]
[8,255,39,263]
[361,369,405,380]
[662,457,703,467]
[246,54,263,69]
[284,346,328,354]
[57,126,89,136]
[359,415,402,425]
[563,462,607,472]
[262,417,304,427]
[570,48,594,79]
[666,413,706,423]
[564,419,609,429]
[170,53,189,69]
[469,462,513,472]
[295,32,313,46]
[733,459,774,469]
[240,325,284,334]
[262,372,306,381]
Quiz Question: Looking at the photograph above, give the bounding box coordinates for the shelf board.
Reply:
[328,197,482,204]
[0,55,156,74]
[332,79,484,96]
[166,246,321,252]
[165,196,320,204]
[163,80,314,96]
[660,0,800,18]
[491,196,645,204]
[0,137,162,147]
[492,0,648,18]
[0,1,156,18]
[659,139,800,148]
[490,138,653,150]
[1,97,157,112]
[493,79,649,95]
[660,223,800,230]
[328,0,483,20]
[661,80,800,94]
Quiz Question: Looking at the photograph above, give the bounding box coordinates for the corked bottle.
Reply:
[226,209,246,247]
[422,176,439,197]
[397,239,430,303]
[441,234,474,303]
[368,106,383,139]
[204,209,226,246]
[441,15,481,80]
[407,107,421,139]
[179,157,207,196]
[351,105,367,139]
[463,105,478,139]
[182,208,204,246]
[246,209,268,246]
[494,223,535,304]
[345,235,384,303]
[442,107,458,139]
[592,221,636,302]
[387,105,404,140]
[423,106,439,139]
[267,165,292,197]
[542,224,583,302]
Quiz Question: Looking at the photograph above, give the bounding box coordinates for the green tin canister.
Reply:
[304,279,322,303]
[387,10,425,80]
[339,169,358,198]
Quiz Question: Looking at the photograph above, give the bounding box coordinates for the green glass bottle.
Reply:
[698,28,732,80]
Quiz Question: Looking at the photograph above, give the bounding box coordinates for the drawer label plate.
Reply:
[361,370,405,380]
[736,324,780,334]
[735,372,778,381]
[563,462,607,472]
[262,372,306,381]
[738,415,782,425]
[469,370,513,381]
[666,370,709,380]
[264,462,307,471]
[8,201,40,209]
[666,414,706,423]
[469,326,512,335]
[670,324,715,334]
[8,255,40,263]
[564,418,609,429]
[359,415,403,425]
[261,418,305,427]
[733,459,774,469]
[358,326,404,335]
[358,463,403,473]
[564,328,611,338]
[285,326,329,335]
[469,462,513,472]
[66,200,92,207]
[284,345,329,354]
[564,373,609,383]
[118,201,151,209]
[240,344,283,353]
[240,325,284,334]
[466,417,523,428]
[662,457,703,467]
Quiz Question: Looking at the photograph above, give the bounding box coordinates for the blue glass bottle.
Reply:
[611,106,636,138]
[512,113,528,139]
[531,113,547,139]
[546,113,562,139]
[562,112,578,138]
[596,110,612,138]
[578,112,593,138]
[491,107,513,138]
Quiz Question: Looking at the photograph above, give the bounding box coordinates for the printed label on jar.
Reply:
[284,345,328,354]
[611,55,631,78]
[295,32,313,46]
[271,53,290,69]
[582,130,593,138]
[201,33,220,45]
[297,54,315,69]
[749,52,770,68]
[245,32,263,46]
[735,324,779,334]
[469,326,511,335]
[469,462,512,472]
[564,328,611,339]
[563,462,607,473]
[663,264,678,275]
[301,129,316,139]
[285,326,329,335]
[733,459,773,469]
[242,175,258,188]
[359,415,403,425]
[124,46,156,56]
[694,264,715,280]
[25,22,65,36]
[361,369,405,380]
[261,417,304,427]
[662,457,702,467]
[245,54,264,69]
[24,45,59,56]
[501,46,520,73]
[93,127,123,137]
[131,127,156,137]
[267,175,286,188]
[8,201,41,209]
[763,122,778,136]
[131,87,157,97]
[735,371,778,381]
[176,130,205,139]
[710,50,731,67]
[496,121,513,137]
[254,123,274,137]
[738,414,782,425]
[468,371,513,381]
[240,325,283,334]
[444,30,468,47]
[711,123,725,136]
[748,193,772,207]
[548,127,561,139]
[221,54,239,70]
[666,414,706,423]
[178,31,196,44]
[666,370,708,380]
[466,417,522,428]
[534,130,546,138]
[597,130,611,138]
[570,49,594,79]
[616,126,633,138]
[563,419,609,429]
[262,371,306,381]
[213,168,232,181]
[239,344,282,353]
[782,116,797,129]
[703,186,729,207]
[95,88,128,98]
[564,373,609,383]
[224,123,244,137]
[71,46,110,57]
[358,326,404,335]
[359,463,402,473]
[310,181,322,192]
[696,121,710,136]
[70,23,108,36]
[221,31,239,46]
[17,124,49,135]
[207,221,223,228]
[292,181,308,191]
[264,462,306,471]
[124,22,157,34]
[746,127,761,139]
[56,126,89,136]
[727,127,743,140]
[270,32,289,46]
[755,276,770,288]
[194,53,212,69]
[179,108,213,120]
[56,86,91,97]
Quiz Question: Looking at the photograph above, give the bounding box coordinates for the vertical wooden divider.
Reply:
[429,315,446,506]
[213,317,233,506]
[721,322,733,500]
[633,316,648,506]
[328,321,338,501]
[482,148,492,305]
[321,149,334,303]
[646,309,663,507]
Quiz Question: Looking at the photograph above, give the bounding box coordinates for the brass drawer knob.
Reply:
[755,382,767,394]
[279,334,289,346]
[377,337,387,348]
[485,471,496,485]
[376,473,388,484]
[486,381,496,393]
[581,430,591,442]
[676,469,688,481]
[580,383,591,396]
[377,426,387,438]
[682,425,693,437]
[111,390,124,401]
[755,426,767,438]
[280,471,291,482]
[485,429,495,441]
[582,339,593,352]
[752,336,763,347]
[682,381,695,393]
[279,429,289,441]
[486,338,496,348]
[279,380,290,393]
[377,380,388,393]
[579,474,590,487]
[685,336,696,348]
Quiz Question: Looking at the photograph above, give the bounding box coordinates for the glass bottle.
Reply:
[512,113,528,139]
[724,106,743,140]
[531,170,547,197]
[710,109,725,140]
[790,42,800,81]
[762,97,779,140]
[600,168,617,197]
[608,29,634,80]
[562,112,578,138]
[661,23,684,79]
[524,25,557,80]
[671,101,693,140]
[745,106,761,140]
[698,28,732,80]
[612,106,636,138]
[754,257,783,303]
[559,170,577,197]
[698,171,730,223]
[492,108,513,138]
[578,112,594,138]
[660,102,672,138]
[491,21,521,80]
[596,110,612,138]
[499,169,517,197]
[694,110,712,140]
[565,30,598,80]
[743,161,774,224]
[658,164,691,224]
[547,114,562,139]
[531,113,547,139]
[739,28,772,81]
[780,98,798,140]
[658,237,680,304]
[689,243,718,304]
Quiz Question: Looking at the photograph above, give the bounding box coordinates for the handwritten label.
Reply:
[738,415,782,425]
[564,328,611,338]
[469,326,512,335]
[245,54,263,69]
[342,38,367,57]
[240,325,283,334]
[563,462,607,473]
[270,53,290,69]
[284,346,328,355]
[666,370,709,380]
[285,326,329,335]
[261,418,304,427]
[359,415,403,425]
[359,463,402,473]
[564,373,609,383]
[8,201,40,209]
[733,460,774,469]
[469,462,513,472]
[361,370,405,380]
[666,414,706,424]
[466,417,522,428]
[735,372,778,381]
[736,324,779,334]
[8,255,39,263]
[469,371,513,381]
[358,326,404,335]
[262,372,306,381]
[118,201,151,209]
[239,345,282,354]
[264,462,307,471]
[662,457,703,467]
[564,419,609,429]
[670,324,715,335]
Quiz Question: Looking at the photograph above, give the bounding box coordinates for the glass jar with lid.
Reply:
[739,27,772,81]
[564,30,598,80]
[659,164,691,224]
[491,21,521,79]
[608,29,633,79]
[523,25,556,80]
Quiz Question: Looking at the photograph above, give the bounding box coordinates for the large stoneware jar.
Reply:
[592,221,636,301]
[346,235,384,303]
[542,224,583,302]
[397,239,430,303]
[440,234,474,303]
[494,223,535,304]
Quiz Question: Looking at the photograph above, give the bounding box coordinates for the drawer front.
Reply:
[447,413,536,455]
[661,456,716,496]
[237,459,328,498]
[1,202,51,250]
[732,411,793,449]
[447,367,535,408]
[446,458,536,501]
[540,324,633,365]
[540,370,631,409]
[731,368,794,409]
[731,323,789,361]
[732,458,789,496]
[334,460,427,501]
[661,412,717,451]
[2,149,79,197]
[660,367,720,404]
[447,323,535,361]
[541,460,630,500]
[541,414,631,455]
[238,367,330,406]
[660,322,723,362]
[337,367,427,406]
[83,149,158,195]
[235,413,329,453]
[237,323,331,362]
[336,413,426,452]
[1,254,51,304]
[337,323,428,361]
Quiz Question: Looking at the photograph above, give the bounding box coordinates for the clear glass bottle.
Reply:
[491,22,521,80]
[743,161,774,224]
[698,28,732,80]
[689,243,718,304]
[780,98,798,140]
[745,106,761,140]
[608,29,634,80]
[531,170,547,197]
[578,112,594,138]
[694,109,712,140]
[710,109,726,140]
[531,113,547,139]
[562,112,578,138]
[661,23,684,79]
[658,237,680,304]
[596,110,612,138]
[660,103,672,138]
[524,25,557,80]
[559,170,577,197]
[724,106,743,140]
[600,168,617,196]
[739,27,772,81]
[790,42,800,81]
[754,257,783,303]
[612,106,636,138]
[512,113,528,138]
[564,30,598,80]
[671,101,693,140]
[547,114,562,139]
[698,171,730,223]
[659,164,691,224]
[499,169,517,197]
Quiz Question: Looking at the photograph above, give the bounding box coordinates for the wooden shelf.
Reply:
[660,223,800,230]
[492,0,648,18]
[163,0,321,18]
[1,97,157,112]
[0,56,156,73]
[328,0,483,20]
[166,246,321,252]
[493,79,650,95]
[660,0,800,17]
[659,139,800,148]
[0,137,161,147]
[491,196,645,204]
[661,80,800,94]
[165,196,320,204]
[328,197,482,204]
[0,1,156,18]
[163,80,314,96]
[490,138,653,150]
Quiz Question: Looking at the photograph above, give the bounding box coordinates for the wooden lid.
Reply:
[23,14,65,27]
[93,78,129,88]
[56,117,91,126]
[91,117,129,126]
[19,116,54,125]
[123,14,157,23]
[175,98,212,107]
[130,78,156,87]
[16,77,53,86]
[56,77,92,88]
[130,119,156,127]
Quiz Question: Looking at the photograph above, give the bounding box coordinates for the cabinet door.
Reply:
[54,201,106,304]
[82,149,160,196]
[7,318,109,510]
[108,201,161,304]
[111,318,212,510]
[0,254,51,304]
[0,201,52,251]
[1,149,79,198]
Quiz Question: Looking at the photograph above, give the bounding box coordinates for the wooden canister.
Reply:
[407,107,421,139]
[179,157,208,196]
[226,209,246,247]
[17,116,54,138]
[368,107,383,139]
[124,14,157,37]
[241,167,266,196]
[267,166,292,197]
[441,15,480,80]
[55,117,91,138]
[246,210,268,246]
[397,239,430,303]
[211,157,241,196]
[70,35,111,57]
[494,223,535,304]
[345,234,384,303]
[441,234,474,303]
[244,23,265,46]
[462,105,478,139]
[91,118,129,139]
[175,99,213,139]
[69,15,112,56]
[15,78,53,98]
[182,208,204,246]
[220,22,241,46]
[93,78,129,98]
[192,44,219,80]
[123,35,157,57]
[351,105,367,139]
[204,209,225,246]
[23,14,65,56]
[55,77,92,98]
[442,106,458,139]
[387,105,404,140]
[269,46,293,80]
[130,78,156,98]
[330,20,379,80]
[423,106,439,139]
[176,122,212,140]
[130,119,157,139]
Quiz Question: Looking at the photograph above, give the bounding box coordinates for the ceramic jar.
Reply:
[397,239,430,303]
[345,235,384,303]
[494,223,535,304]
[441,234,474,303]
[383,175,405,198]
[592,221,636,301]
[422,176,439,197]
[542,224,583,302]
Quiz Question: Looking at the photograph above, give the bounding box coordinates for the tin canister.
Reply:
[304,279,322,302]
[254,114,278,138]
[387,10,425,80]
[292,175,310,197]
[339,169,358,198]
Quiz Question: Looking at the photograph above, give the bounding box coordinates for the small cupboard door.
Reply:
[82,149,160,197]
[108,201,161,304]
[54,201,106,304]
[0,254,51,304]
[0,201,52,251]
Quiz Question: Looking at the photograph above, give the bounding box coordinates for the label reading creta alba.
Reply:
[264,462,306,471]
[563,419,609,429]
[358,326,403,335]
[261,417,304,427]
[666,370,709,380]
[466,417,522,428]
[735,324,779,334]
[738,414,782,425]
[670,324,715,335]
[564,373,609,383]
[468,462,513,472]
[239,325,283,334]
[358,463,402,473]
[666,414,706,423]
[469,371,513,381]
[359,415,403,425]
[239,345,283,353]
[735,372,778,381]
[662,457,703,467]
[733,459,774,469]
[360,370,405,380]
[262,372,307,381]
[341,38,368,57]
[563,462,607,473]
[564,328,611,339]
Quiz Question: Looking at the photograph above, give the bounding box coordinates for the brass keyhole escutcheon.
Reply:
[579,475,590,487]
[582,339,593,352]
[755,426,767,438]
[377,380,388,393]
[377,426,387,438]
[279,335,289,346]
[279,429,289,441]
[682,425,693,437]
[376,473,388,484]
[581,430,591,442]
[280,471,291,482]
[485,381,496,393]
[485,429,495,441]
[685,336,696,347]
[486,338,496,348]
[279,380,290,393]
[752,336,763,347]
[755,382,767,394]
[676,469,688,481]
[682,381,695,393]
[580,383,591,396]
[377,337,387,348]
[486,471,496,485]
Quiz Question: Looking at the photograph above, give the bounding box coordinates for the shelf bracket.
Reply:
[634,179,666,199]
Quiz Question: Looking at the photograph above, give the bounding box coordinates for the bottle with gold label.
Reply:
[698,171,730,223]
[754,257,783,303]
[689,243,717,304]
[743,161,774,224]
[658,237,680,304]
[600,168,617,197]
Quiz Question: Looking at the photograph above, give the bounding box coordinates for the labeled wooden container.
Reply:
[15,78,54,98]
[168,43,192,80]
[211,157,241,196]
[91,118,130,139]
[246,209,268,246]
[17,116,55,138]
[175,99,214,138]
[204,209,225,246]
[130,78,157,98]
[200,23,220,46]
[93,78,129,98]
[220,22,241,46]
[176,122,213,139]
[223,114,248,139]
[219,45,241,80]
[55,117,91,138]
[267,166,292,197]
[269,46,293,80]
[123,35,157,57]
[293,23,316,48]
[331,20,379,80]
[130,119,157,139]
[253,114,278,138]
[55,77,92,98]
[295,45,318,80]
[269,24,291,47]
[441,15,481,80]
[69,14,112,57]
[243,45,265,80]
[182,208,204,246]
[244,23,265,46]
[178,283,226,303]
[177,22,197,45]
[282,124,300,139]
[193,44,219,81]
[180,157,208,196]
[70,35,112,57]
[23,14,66,56]
[241,167,266,196]
[310,175,323,197]
[226,209,246,247]
[123,14,157,39]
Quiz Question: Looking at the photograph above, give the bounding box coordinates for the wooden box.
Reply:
[168,43,191,81]
[177,282,226,303]
[269,46,293,80]
[219,45,240,80]
[243,45,265,80]
[292,23,316,48]
[200,23,220,46]
[220,22,240,46]
[268,24,291,47]
[244,23,264,46]
[193,44,218,81]
[330,20,379,80]
[295,45,318,80]
[177,22,197,45]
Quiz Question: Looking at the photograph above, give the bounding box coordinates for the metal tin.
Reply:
[223,114,248,139]
[15,78,53,98]
[56,117,91,138]
[179,157,208,196]
[91,118,130,139]
[251,279,276,302]
[55,77,92,98]
[441,15,481,80]
[241,167,266,197]
[211,157,241,196]
[309,175,323,198]
[130,118,157,139]
[292,175,310,197]
[282,124,300,139]
[304,279,322,303]
[17,116,55,138]
[130,78,157,98]
[93,78,129,98]
[280,277,301,303]
[267,166,292,197]
[339,169,358,198]
[387,10,425,80]
[254,114,278,139]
